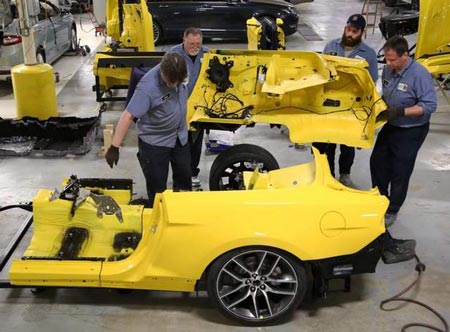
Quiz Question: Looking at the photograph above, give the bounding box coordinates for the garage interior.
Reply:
[0,0,449,331]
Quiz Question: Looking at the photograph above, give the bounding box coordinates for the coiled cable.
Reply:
[380,255,448,332]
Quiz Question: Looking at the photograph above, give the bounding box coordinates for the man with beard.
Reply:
[170,28,209,188]
[313,14,378,188]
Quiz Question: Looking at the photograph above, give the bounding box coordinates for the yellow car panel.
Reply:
[7,149,388,323]
[188,50,386,149]
[9,149,387,291]
[93,0,155,101]
[105,0,154,52]
[9,260,102,287]
[415,0,450,97]
[415,0,450,59]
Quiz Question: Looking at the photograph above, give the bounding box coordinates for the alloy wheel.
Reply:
[214,249,299,321]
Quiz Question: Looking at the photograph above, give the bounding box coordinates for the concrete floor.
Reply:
[1,0,449,331]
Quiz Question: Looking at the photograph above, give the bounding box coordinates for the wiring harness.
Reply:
[195,91,253,120]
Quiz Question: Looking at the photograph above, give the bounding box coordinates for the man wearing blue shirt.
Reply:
[314,14,378,188]
[371,36,437,264]
[371,36,436,227]
[170,28,209,187]
[105,53,192,207]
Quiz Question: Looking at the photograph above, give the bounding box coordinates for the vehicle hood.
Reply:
[415,0,450,59]
[0,0,13,28]
[247,0,294,9]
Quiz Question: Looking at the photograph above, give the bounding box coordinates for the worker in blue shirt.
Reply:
[313,14,378,188]
[170,28,209,188]
[371,35,436,227]
[371,36,437,264]
[105,53,192,207]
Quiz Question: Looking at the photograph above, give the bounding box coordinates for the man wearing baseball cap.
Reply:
[313,14,378,188]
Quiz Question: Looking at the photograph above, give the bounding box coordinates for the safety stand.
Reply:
[75,38,91,56]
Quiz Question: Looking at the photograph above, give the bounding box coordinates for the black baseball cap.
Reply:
[347,14,366,30]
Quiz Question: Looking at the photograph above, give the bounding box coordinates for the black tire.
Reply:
[207,246,307,326]
[84,45,91,53]
[69,25,77,51]
[257,16,278,50]
[209,144,279,191]
[36,48,46,63]
[153,21,163,45]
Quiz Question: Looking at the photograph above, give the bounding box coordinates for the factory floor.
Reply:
[0,0,449,331]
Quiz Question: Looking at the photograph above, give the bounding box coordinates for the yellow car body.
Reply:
[93,0,155,102]
[8,149,388,324]
[415,0,450,103]
[415,0,450,60]
[188,49,386,149]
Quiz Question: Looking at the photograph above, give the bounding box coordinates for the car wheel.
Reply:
[207,247,307,325]
[209,144,279,191]
[70,25,77,51]
[153,21,163,45]
[256,16,278,50]
[36,48,46,64]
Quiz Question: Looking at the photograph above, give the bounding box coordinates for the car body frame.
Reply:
[5,148,388,325]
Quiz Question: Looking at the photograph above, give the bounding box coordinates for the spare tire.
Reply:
[209,144,279,191]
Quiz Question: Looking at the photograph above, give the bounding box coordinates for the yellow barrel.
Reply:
[11,63,58,120]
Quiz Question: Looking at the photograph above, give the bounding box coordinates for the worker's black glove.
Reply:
[105,145,119,168]
[377,107,405,122]
[387,106,405,120]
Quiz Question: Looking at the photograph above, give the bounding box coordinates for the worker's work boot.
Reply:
[382,238,416,264]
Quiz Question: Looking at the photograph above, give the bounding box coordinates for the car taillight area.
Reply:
[2,34,22,46]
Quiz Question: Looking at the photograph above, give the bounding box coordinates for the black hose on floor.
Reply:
[380,255,449,332]
[0,203,33,212]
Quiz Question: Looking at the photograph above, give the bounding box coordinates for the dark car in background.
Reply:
[289,0,313,3]
[147,0,299,45]
[382,0,418,8]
